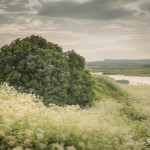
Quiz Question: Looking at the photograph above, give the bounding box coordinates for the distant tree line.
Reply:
[0,35,95,106]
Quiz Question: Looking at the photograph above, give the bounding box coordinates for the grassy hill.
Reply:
[0,76,150,150]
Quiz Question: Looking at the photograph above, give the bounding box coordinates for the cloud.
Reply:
[3,4,30,12]
[0,13,30,25]
[38,0,137,20]
[0,0,29,6]
[0,0,149,61]
[140,1,150,12]
[0,0,30,12]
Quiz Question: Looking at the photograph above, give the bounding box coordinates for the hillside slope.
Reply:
[0,77,150,150]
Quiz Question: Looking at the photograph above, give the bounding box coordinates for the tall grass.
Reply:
[0,77,150,150]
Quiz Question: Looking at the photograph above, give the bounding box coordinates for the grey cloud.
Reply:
[4,4,30,12]
[0,14,18,24]
[38,0,137,20]
[0,0,30,12]
[140,2,150,12]
[0,0,29,6]
[0,12,32,25]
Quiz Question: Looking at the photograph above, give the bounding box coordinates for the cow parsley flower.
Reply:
[39,143,47,149]
[12,146,23,150]
[51,143,64,150]
[66,146,76,150]
[37,133,44,140]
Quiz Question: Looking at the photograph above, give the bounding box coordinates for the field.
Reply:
[86,59,150,77]
[88,68,150,77]
[0,76,150,150]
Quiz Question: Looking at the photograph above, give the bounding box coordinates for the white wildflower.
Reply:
[147,139,150,144]
[61,134,67,140]
[17,131,24,135]
[4,118,12,123]
[51,143,64,150]
[26,129,33,136]
[30,123,38,127]
[87,142,93,149]
[39,143,47,149]
[82,135,87,140]
[12,146,23,150]
[8,141,16,146]
[37,128,45,134]
[78,141,85,148]
[6,136,16,141]
[24,139,32,146]
[37,133,44,140]
[66,146,76,150]
[19,121,24,125]
[0,131,5,137]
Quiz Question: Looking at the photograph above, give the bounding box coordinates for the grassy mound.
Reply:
[93,75,129,103]
[0,77,150,149]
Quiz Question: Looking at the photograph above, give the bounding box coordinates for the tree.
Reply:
[65,50,95,106]
[0,35,95,106]
[0,35,68,105]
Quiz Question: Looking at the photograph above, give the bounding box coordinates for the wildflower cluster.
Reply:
[0,83,150,149]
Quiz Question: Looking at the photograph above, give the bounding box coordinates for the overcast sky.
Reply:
[0,0,150,61]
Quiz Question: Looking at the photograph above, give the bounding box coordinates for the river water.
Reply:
[92,72,150,85]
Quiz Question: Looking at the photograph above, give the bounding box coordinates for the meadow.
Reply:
[86,59,150,77]
[88,68,150,77]
[0,76,150,150]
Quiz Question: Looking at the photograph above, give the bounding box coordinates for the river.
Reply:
[92,72,150,85]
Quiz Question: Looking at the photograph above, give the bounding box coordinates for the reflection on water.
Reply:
[92,72,150,85]
[107,75,150,85]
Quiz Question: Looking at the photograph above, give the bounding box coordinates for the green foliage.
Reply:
[93,75,129,104]
[0,35,95,106]
[86,60,150,77]
[1,83,150,150]
[121,105,147,121]
[116,80,130,84]
[65,51,95,106]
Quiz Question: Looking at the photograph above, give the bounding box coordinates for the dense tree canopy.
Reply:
[0,35,95,106]
[65,51,95,106]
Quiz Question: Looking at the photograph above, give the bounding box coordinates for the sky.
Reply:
[0,0,150,61]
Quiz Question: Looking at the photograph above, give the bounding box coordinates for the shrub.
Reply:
[143,64,150,68]
[116,80,130,84]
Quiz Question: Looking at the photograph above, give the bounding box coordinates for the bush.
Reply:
[0,35,95,106]
[116,80,130,84]
[143,64,150,68]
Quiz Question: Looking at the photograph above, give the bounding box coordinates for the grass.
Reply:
[0,76,150,150]
[88,68,150,77]
[86,61,150,76]
[93,75,129,104]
